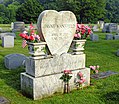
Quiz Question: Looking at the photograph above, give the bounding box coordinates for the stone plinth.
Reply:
[21,68,90,100]
[26,53,85,77]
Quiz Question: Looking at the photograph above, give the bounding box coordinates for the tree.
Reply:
[79,0,106,23]
[0,4,9,23]
[44,0,81,22]
[16,0,44,23]
[105,0,119,23]
[7,1,20,23]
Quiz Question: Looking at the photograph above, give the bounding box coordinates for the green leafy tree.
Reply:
[105,0,119,23]
[44,0,81,22]
[16,0,44,23]
[0,4,9,23]
[79,0,106,23]
[7,1,20,23]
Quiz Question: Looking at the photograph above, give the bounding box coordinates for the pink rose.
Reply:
[64,70,72,74]
[78,72,83,77]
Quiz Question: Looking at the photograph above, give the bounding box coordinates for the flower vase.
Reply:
[71,39,86,55]
[27,42,47,58]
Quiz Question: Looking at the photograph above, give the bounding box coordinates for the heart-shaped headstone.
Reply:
[37,10,76,55]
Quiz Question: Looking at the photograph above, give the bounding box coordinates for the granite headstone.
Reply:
[12,22,25,32]
[4,54,27,69]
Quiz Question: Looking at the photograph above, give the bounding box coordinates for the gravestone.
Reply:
[93,25,99,32]
[116,49,119,56]
[2,36,14,48]
[102,23,118,33]
[99,20,104,29]
[37,10,76,55]
[21,10,90,100]
[0,27,2,32]
[0,32,16,39]
[4,54,26,69]
[11,22,14,30]
[0,96,10,104]
[116,29,119,35]
[105,34,113,40]
[12,22,25,32]
[90,34,99,41]
[114,35,119,40]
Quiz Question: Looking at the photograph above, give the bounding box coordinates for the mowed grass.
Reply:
[0,28,119,104]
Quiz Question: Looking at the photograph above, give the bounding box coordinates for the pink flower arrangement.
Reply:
[90,65,100,74]
[60,69,72,93]
[74,23,92,40]
[75,72,85,89]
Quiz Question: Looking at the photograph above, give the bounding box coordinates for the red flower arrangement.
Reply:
[19,23,41,48]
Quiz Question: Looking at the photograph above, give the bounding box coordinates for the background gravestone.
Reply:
[102,23,118,33]
[105,34,113,40]
[90,34,99,41]
[92,25,99,32]
[99,20,104,29]
[0,96,10,104]
[114,35,119,40]
[0,32,16,39]
[2,36,14,48]
[12,22,25,32]
[4,54,27,69]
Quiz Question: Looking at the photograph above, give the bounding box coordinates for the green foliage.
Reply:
[79,0,106,23]
[16,0,44,23]
[60,74,72,83]
[44,0,81,22]
[0,0,119,23]
[105,0,119,23]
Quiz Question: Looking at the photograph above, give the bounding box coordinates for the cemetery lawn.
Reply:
[0,31,119,104]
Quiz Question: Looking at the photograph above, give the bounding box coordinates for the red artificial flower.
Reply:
[29,35,35,41]
[25,35,29,40]
[19,33,26,38]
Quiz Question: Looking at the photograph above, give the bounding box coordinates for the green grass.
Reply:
[0,30,119,104]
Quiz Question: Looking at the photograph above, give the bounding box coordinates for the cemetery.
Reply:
[0,0,119,103]
[0,9,119,103]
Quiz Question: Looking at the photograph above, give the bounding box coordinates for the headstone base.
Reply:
[21,68,90,100]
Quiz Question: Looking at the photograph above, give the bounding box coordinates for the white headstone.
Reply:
[2,36,14,48]
[37,10,77,55]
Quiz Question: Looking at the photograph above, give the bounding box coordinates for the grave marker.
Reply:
[21,10,90,100]
[37,10,77,55]
[4,54,26,69]
[2,36,14,48]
